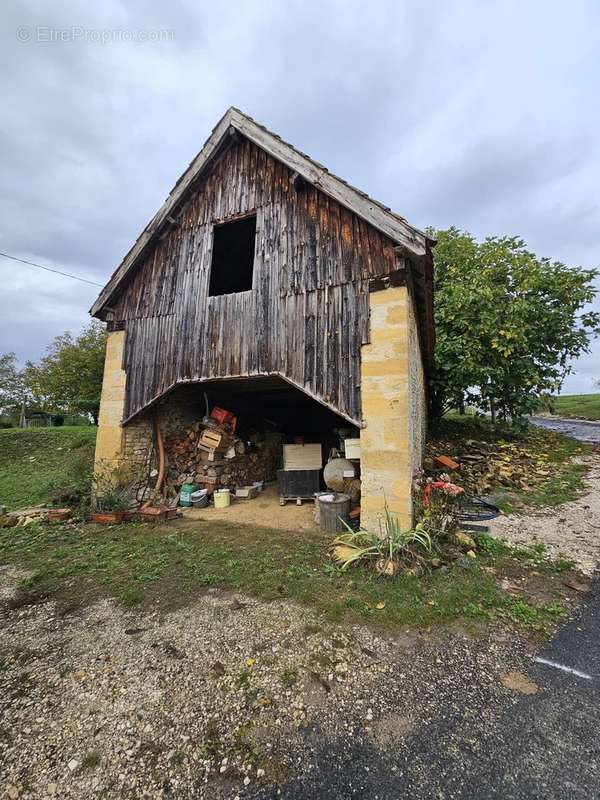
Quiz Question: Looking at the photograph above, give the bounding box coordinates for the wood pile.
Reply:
[164,418,283,492]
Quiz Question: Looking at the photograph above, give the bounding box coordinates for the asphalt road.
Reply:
[530,415,600,445]
[255,585,600,800]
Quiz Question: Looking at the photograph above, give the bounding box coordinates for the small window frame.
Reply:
[208,212,257,298]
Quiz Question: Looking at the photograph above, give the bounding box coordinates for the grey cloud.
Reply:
[1,0,598,393]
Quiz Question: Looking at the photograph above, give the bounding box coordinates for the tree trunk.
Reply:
[490,399,497,424]
[428,389,446,432]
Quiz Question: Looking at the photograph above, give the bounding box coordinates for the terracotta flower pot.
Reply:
[91,511,126,525]
[48,508,71,523]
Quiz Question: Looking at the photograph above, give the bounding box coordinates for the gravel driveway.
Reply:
[489,454,600,575]
[0,563,573,800]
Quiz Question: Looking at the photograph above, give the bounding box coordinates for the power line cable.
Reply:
[0,251,103,287]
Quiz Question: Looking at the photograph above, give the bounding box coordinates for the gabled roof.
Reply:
[90,107,429,318]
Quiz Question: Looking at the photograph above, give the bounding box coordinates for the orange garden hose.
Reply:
[142,415,165,508]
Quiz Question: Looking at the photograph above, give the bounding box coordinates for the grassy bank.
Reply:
[548,393,600,421]
[0,516,577,636]
[0,427,97,510]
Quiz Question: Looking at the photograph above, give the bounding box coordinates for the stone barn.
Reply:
[90,108,434,530]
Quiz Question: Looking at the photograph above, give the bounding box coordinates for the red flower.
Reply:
[422,480,464,507]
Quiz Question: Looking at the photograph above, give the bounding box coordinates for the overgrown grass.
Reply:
[0,517,575,635]
[548,393,600,421]
[0,427,97,510]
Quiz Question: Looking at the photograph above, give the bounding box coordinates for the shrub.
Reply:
[92,461,143,512]
[45,454,93,510]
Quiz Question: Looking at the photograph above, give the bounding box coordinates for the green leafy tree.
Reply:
[429,228,600,424]
[26,321,107,424]
[0,352,28,419]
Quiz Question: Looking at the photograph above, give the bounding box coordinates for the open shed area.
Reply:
[119,377,362,528]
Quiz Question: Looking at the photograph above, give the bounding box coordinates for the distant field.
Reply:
[550,394,600,421]
[0,427,97,510]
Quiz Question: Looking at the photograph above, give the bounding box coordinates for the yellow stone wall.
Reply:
[407,292,427,471]
[360,286,425,532]
[94,330,127,470]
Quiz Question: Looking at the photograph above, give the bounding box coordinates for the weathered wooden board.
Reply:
[91,108,427,318]
[113,138,400,424]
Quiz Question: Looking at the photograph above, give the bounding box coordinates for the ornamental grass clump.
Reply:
[330,506,432,577]
[330,477,473,578]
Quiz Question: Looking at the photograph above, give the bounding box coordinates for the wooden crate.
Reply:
[283,443,322,471]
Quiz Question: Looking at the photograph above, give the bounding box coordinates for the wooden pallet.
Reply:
[279,495,316,506]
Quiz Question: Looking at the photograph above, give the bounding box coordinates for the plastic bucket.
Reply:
[180,483,198,507]
[214,489,231,509]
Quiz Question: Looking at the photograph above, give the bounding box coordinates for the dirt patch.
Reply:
[489,454,600,575]
[370,713,416,746]
[0,566,31,602]
[181,482,319,532]
[499,671,539,694]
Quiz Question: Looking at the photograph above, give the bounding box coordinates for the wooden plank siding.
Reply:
[113,137,400,424]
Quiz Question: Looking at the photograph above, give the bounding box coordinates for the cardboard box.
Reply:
[235,486,258,499]
[283,443,322,471]
[344,438,361,459]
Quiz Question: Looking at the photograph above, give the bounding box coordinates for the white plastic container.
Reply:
[191,489,208,508]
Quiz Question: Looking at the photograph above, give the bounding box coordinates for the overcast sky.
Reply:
[1,0,598,392]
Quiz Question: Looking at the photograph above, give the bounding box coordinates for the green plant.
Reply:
[413,471,464,544]
[80,751,101,771]
[45,453,93,509]
[281,668,298,688]
[429,227,600,425]
[92,460,141,512]
[94,487,131,512]
[330,507,432,575]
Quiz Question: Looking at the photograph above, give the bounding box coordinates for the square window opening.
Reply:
[208,214,257,296]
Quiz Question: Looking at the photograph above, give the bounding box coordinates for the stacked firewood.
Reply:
[164,418,283,492]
